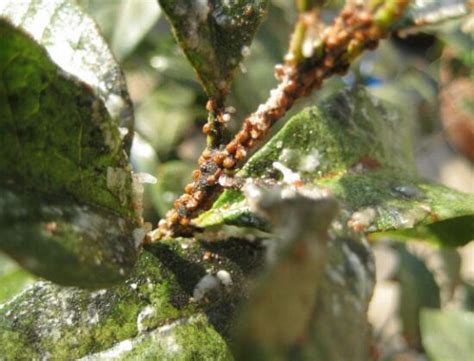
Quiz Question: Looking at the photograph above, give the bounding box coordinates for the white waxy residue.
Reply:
[134,172,157,184]
[297,185,330,200]
[302,37,315,58]
[348,207,377,231]
[225,106,236,114]
[137,305,156,333]
[241,45,251,58]
[105,94,125,121]
[299,149,321,172]
[218,174,234,188]
[132,228,147,248]
[273,161,301,184]
[216,270,233,287]
[118,127,129,138]
[192,274,220,301]
[150,55,169,71]
[243,178,262,201]
[194,0,210,21]
[278,148,298,164]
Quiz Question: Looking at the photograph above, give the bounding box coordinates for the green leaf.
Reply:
[0,2,140,287]
[0,0,135,148]
[158,0,269,100]
[195,87,474,247]
[0,253,35,304]
[0,238,251,359]
[374,216,474,248]
[392,244,441,350]
[0,186,139,288]
[421,309,474,361]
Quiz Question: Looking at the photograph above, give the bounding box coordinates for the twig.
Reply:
[151,0,410,241]
[203,98,226,149]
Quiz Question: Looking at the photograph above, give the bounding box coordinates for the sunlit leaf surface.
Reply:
[0,3,140,287]
[195,87,474,247]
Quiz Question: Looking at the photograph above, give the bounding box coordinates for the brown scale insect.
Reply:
[193,190,204,202]
[202,123,212,135]
[223,157,236,169]
[225,141,238,154]
[212,152,226,165]
[235,146,247,161]
[192,170,201,180]
[184,183,194,194]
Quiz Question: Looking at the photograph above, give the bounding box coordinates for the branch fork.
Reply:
[150,0,411,241]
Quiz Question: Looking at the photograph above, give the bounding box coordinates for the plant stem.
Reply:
[203,98,226,149]
[151,0,412,241]
[295,0,326,12]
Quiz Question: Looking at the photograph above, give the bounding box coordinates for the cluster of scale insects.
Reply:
[152,0,410,240]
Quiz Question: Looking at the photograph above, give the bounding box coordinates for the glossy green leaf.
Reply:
[421,309,474,361]
[195,87,474,247]
[158,0,269,100]
[0,6,140,287]
[0,0,135,149]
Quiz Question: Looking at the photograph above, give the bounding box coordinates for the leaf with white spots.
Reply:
[195,87,474,247]
[0,238,257,359]
[158,0,269,100]
[0,3,140,287]
[0,0,135,148]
